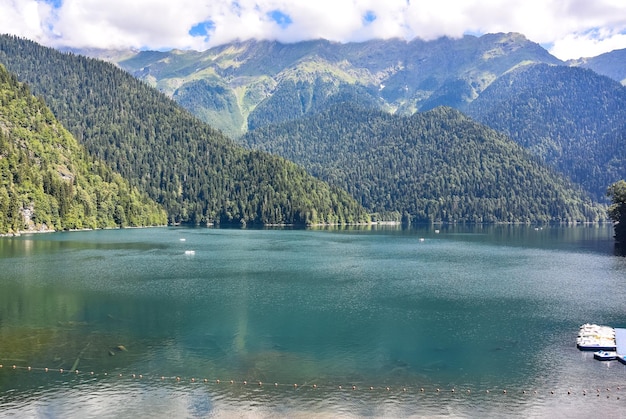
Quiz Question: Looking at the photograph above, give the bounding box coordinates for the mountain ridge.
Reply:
[100,32,562,137]
[568,48,626,85]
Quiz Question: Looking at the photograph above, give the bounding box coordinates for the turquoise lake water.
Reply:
[0,225,625,417]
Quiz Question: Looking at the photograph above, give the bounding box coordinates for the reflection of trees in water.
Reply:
[615,243,626,257]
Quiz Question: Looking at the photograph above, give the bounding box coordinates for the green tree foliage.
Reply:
[242,103,605,224]
[607,180,626,243]
[0,64,167,234]
[465,64,626,201]
[0,35,369,226]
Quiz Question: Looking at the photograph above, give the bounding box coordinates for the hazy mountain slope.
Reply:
[464,63,626,201]
[247,79,381,130]
[569,48,626,85]
[0,35,369,226]
[0,64,167,234]
[242,104,603,223]
[108,33,561,136]
[375,33,561,108]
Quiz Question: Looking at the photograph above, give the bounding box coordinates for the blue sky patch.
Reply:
[189,21,215,37]
[363,11,376,24]
[42,0,63,8]
[267,10,293,29]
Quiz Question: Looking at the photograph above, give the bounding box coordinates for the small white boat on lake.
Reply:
[594,350,617,361]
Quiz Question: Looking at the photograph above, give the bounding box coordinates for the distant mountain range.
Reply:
[102,33,561,137]
[86,33,626,204]
[90,33,626,138]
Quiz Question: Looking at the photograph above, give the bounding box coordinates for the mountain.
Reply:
[0,35,369,226]
[99,34,625,205]
[0,64,167,234]
[464,63,626,201]
[569,48,626,85]
[106,33,562,137]
[241,104,604,223]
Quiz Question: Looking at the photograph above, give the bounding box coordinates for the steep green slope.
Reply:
[464,64,626,201]
[242,104,604,223]
[108,33,560,135]
[0,35,369,226]
[0,65,167,234]
[247,79,380,130]
[172,78,245,138]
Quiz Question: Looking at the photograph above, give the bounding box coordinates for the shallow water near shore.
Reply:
[0,224,625,417]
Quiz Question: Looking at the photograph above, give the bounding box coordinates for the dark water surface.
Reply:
[0,225,625,417]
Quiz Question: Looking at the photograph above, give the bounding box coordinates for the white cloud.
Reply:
[0,0,625,59]
[0,0,54,43]
[551,30,626,60]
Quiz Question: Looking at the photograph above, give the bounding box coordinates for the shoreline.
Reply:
[1,220,613,237]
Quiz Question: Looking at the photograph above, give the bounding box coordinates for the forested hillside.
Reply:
[464,64,626,201]
[0,35,369,226]
[242,104,604,223]
[0,65,167,234]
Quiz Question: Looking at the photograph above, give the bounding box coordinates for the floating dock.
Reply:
[576,324,616,351]
[577,324,626,364]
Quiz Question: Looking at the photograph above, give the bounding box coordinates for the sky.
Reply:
[1,0,626,60]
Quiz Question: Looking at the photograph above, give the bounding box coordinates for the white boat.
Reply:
[594,350,617,361]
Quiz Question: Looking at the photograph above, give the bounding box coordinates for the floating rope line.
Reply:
[1,363,625,400]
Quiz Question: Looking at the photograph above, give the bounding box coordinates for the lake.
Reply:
[0,225,625,417]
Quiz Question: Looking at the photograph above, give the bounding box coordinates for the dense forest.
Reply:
[0,35,369,226]
[242,104,605,224]
[464,64,626,201]
[0,65,167,234]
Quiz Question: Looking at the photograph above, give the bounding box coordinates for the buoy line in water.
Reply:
[0,363,625,400]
